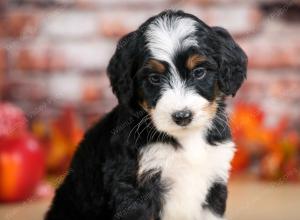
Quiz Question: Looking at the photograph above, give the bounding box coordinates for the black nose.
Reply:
[172,110,193,126]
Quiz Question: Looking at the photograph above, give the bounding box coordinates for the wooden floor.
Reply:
[1,179,300,220]
[227,179,300,220]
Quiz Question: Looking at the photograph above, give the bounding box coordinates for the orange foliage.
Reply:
[230,102,300,181]
[33,107,83,174]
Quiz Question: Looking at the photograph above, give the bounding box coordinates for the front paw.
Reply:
[114,202,153,220]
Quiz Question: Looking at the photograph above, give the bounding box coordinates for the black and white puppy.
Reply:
[46,10,247,220]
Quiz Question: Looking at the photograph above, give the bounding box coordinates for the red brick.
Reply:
[231,70,300,123]
[5,11,39,38]
[237,71,300,101]
[48,73,83,102]
[100,19,131,39]
[0,0,7,8]
[0,20,6,38]
[0,48,7,71]
[239,30,300,69]
[14,46,66,72]
[42,11,98,39]
[0,46,6,96]
[10,0,72,7]
[76,0,171,8]
[55,40,114,71]
[5,75,49,101]
[81,74,106,102]
[24,0,165,8]
[99,5,262,39]
[0,71,4,97]
[185,0,299,4]
[181,4,262,37]
[0,48,7,94]
[15,48,49,72]
[99,9,160,38]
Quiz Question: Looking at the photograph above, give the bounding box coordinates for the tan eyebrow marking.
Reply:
[186,54,206,70]
[140,100,150,111]
[146,59,166,74]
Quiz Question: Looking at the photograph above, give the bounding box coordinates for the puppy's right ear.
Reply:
[107,31,137,108]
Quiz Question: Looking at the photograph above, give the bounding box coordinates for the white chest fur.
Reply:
[138,134,235,220]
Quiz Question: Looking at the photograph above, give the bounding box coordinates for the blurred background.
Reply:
[0,0,299,219]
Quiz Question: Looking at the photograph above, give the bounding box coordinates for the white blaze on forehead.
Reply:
[145,15,198,65]
[145,14,213,136]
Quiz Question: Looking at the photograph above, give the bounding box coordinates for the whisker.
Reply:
[128,114,149,142]
[133,115,151,145]
[134,116,152,145]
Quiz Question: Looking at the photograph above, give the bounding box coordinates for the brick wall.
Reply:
[0,0,299,127]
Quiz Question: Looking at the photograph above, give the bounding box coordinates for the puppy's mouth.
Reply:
[147,102,218,138]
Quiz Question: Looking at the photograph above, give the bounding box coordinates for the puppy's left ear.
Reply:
[212,27,248,96]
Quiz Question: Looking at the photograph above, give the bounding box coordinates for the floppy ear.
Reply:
[107,31,137,107]
[212,27,247,96]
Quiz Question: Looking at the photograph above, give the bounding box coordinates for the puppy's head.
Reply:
[107,10,247,137]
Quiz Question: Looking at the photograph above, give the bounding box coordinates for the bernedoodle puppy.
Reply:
[46,10,247,220]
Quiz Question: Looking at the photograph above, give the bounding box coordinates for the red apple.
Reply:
[0,102,27,138]
[0,133,45,202]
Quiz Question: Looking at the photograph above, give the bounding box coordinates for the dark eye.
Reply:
[192,67,206,80]
[148,74,162,85]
